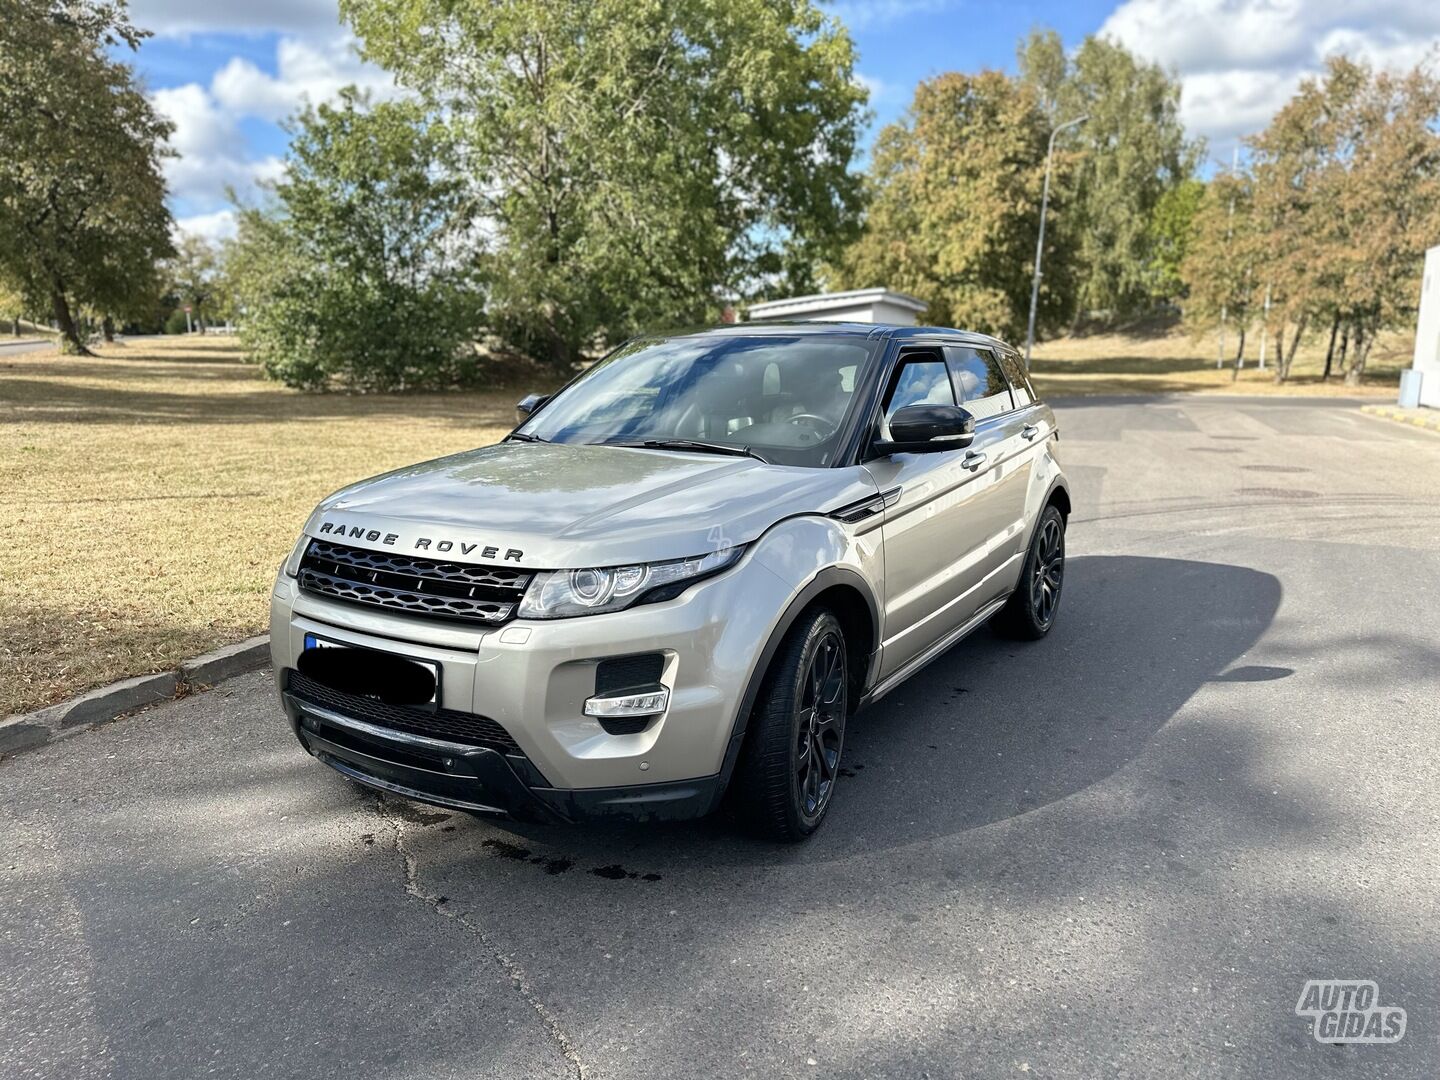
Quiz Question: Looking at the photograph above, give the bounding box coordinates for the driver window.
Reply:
[884,357,955,427]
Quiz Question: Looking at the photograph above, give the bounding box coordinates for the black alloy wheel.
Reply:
[1030,513,1064,630]
[992,504,1067,641]
[732,607,850,841]
[795,627,846,822]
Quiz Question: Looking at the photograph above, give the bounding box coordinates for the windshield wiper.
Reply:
[507,431,547,443]
[614,438,770,464]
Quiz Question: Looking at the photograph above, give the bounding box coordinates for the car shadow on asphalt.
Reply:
[481,554,1284,865]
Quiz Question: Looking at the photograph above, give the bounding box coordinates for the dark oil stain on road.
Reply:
[591,864,662,882]
[482,837,533,861]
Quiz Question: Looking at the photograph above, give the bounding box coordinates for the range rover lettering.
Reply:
[271,323,1070,841]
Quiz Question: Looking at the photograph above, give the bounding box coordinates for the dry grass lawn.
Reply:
[1030,320,1412,397]
[0,322,1413,716]
[1,335,526,716]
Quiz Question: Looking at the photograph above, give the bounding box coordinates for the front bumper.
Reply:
[282,690,720,823]
[270,550,788,821]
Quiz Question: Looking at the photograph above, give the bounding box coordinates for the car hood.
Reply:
[303,441,879,569]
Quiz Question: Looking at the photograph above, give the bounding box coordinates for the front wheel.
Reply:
[992,505,1066,640]
[732,608,848,842]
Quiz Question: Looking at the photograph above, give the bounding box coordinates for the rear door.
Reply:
[864,345,1015,680]
[943,343,1034,609]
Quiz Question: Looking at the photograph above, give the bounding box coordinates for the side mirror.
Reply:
[514,393,548,425]
[876,404,976,455]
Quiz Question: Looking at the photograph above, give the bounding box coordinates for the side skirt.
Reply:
[859,594,1010,708]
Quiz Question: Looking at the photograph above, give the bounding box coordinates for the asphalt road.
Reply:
[0,338,55,358]
[4,397,1439,1080]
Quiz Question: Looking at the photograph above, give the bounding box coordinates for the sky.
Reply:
[125,0,1440,242]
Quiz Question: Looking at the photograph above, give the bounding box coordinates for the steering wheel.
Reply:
[786,413,837,438]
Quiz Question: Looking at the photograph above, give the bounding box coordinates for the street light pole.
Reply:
[1025,114,1088,369]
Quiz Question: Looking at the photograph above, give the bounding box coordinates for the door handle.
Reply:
[1021,424,1040,441]
[962,450,987,470]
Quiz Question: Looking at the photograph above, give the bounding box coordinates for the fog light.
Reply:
[583,687,669,718]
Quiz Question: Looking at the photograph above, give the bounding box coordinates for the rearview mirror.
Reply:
[875,404,975,455]
[515,392,548,425]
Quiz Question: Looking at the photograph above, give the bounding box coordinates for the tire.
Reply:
[732,607,849,842]
[991,504,1066,641]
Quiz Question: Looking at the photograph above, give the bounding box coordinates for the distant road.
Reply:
[0,337,54,357]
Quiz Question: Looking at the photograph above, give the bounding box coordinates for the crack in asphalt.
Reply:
[373,797,588,1080]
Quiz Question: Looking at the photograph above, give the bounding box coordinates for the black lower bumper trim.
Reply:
[284,690,722,824]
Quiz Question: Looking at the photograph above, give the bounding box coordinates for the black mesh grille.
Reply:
[287,670,521,753]
[595,653,665,695]
[299,539,531,625]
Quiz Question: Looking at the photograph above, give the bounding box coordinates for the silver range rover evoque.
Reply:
[271,322,1071,841]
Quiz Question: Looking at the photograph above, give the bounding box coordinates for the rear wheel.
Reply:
[733,608,848,842]
[992,505,1066,640]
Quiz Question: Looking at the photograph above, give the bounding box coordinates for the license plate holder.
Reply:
[301,632,441,710]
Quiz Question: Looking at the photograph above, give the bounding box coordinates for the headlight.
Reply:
[517,547,744,619]
[282,534,311,577]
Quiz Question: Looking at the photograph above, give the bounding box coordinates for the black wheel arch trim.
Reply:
[707,565,881,813]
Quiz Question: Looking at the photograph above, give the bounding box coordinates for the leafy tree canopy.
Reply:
[1018,30,1200,317]
[831,70,1071,342]
[0,0,173,353]
[229,91,484,390]
[339,0,868,367]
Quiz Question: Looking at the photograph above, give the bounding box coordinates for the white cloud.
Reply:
[855,72,896,105]
[1099,0,1440,154]
[211,35,397,122]
[151,33,394,212]
[175,210,239,243]
[127,0,341,38]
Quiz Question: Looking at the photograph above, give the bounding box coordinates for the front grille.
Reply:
[298,539,531,625]
[287,670,521,753]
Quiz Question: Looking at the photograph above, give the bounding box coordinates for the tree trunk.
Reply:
[1233,326,1246,363]
[1283,316,1308,380]
[51,287,92,356]
[1344,322,1370,386]
[1274,317,1308,383]
[10,314,19,338]
[102,315,115,343]
[1321,312,1340,380]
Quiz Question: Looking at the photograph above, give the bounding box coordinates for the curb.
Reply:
[1360,404,1440,433]
[0,635,271,759]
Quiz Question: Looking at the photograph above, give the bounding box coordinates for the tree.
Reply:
[0,0,174,354]
[1321,61,1440,385]
[0,275,26,336]
[229,91,484,391]
[1243,56,1440,383]
[1180,172,1257,362]
[1148,177,1204,303]
[166,234,222,332]
[339,0,867,369]
[1018,30,1200,318]
[831,70,1068,341]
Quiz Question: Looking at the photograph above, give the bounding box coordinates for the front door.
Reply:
[863,347,1019,680]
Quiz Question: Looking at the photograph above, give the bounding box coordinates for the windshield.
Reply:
[516,333,879,468]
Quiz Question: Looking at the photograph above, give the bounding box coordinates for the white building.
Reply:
[1412,245,1440,408]
[747,287,928,327]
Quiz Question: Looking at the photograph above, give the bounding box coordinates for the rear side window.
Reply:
[996,349,1037,407]
[945,346,1013,420]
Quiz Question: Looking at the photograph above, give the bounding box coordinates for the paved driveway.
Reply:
[4,397,1438,1079]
